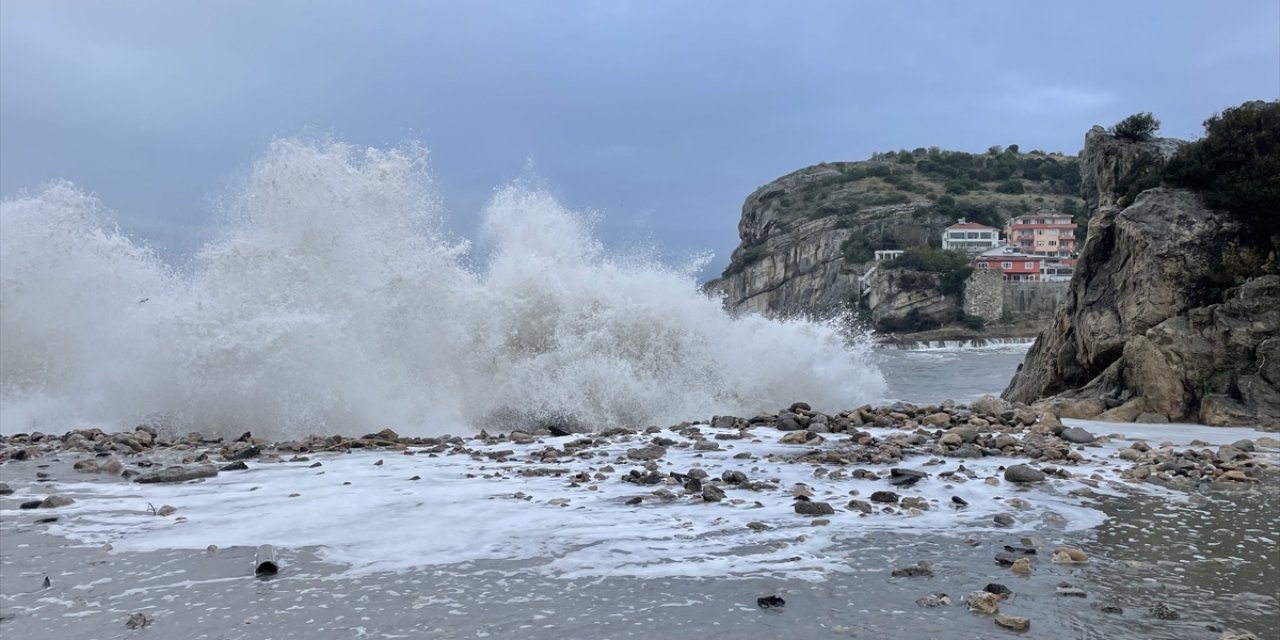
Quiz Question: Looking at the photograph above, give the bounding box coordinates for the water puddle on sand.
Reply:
[1,420,1276,639]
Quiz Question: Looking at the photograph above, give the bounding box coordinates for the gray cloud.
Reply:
[2,1,1277,276]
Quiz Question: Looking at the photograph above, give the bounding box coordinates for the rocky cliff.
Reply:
[1004,125,1279,425]
[706,150,1082,324]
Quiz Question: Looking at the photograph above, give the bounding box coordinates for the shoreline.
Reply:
[874,323,1043,348]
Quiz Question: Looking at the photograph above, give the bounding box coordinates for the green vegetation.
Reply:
[1163,101,1280,238]
[883,247,974,298]
[1111,112,1161,142]
[720,244,768,278]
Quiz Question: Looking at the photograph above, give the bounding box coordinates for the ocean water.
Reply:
[0,139,885,439]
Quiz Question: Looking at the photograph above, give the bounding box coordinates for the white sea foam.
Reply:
[0,139,885,438]
[14,421,1272,581]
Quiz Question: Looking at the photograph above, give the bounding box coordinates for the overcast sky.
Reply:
[3,1,1277,277]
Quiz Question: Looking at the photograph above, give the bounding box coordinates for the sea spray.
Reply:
[0,139,885,437]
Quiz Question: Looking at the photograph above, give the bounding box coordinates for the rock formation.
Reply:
[1003,128,1279,425]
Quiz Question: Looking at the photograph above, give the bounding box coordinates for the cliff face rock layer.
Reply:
[1004,132,1278,426]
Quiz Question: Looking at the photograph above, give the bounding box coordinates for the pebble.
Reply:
[915,593,951,607]
[794,500,834,515]
[964,591,1002,614]
[1010,558,1032,575]
[1004,464,1046,483]
[891,560,934,578]
[1052,547,1089,562]
[994,613,1030,631]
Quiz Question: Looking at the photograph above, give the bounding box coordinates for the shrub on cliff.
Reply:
[1163,100,1280,238]
[1110,112,1161,142]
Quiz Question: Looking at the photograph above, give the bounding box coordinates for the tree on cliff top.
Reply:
[1110,112,1161,142]
[1164,100,1280,238]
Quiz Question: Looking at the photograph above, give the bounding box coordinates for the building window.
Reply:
[1036,229,1045,235]
[977,262,989,269]
[1048,240,1057,246]
[1002,261,1013,269]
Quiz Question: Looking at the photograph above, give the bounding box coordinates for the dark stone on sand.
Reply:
[35,516,58,524]
[1004,464,1046,483]
[794,500,835,515]
[847,499,873,514]
[1059,427,1097,444]
[721,470,748,485]
[1003,545,1036,555]
[626,445,666,461]
[220,461,249,472]
[984,583,1012,596]
[870,491,900,504]
[0,483,12,495]
[625,496,642,505]
[951,496,969,507]
[757,595,786,609]
[547,425,572,437]
[125,613,149,629]
[134,465,219,484]
[702,484,726,502]
[19,501,41,510]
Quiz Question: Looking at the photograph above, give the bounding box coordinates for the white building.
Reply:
[941,218,1003,254]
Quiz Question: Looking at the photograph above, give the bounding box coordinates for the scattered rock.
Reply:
[870,490,900,504]
[509,431,534,444]
[993,513,1015,527]
[1010,558,1032,575]
[846,499,873,514]
[984,583,1012,597]
[1148,602,1180,620]
[702,485,726,502]
[1059,427,1097,444]
[0,483,12,495]
[126,613,149,629]
[757,595,785,609]
[1004,465,1046,483]
[220,461,249,472]
[156,505,177,517]
[626,445,666,461]
[965,590,1002,614]
[994,613,1030,631]
[19,501,41,510]
[39,495,74,509]
[891,560,934,578]
[135,465,219,484]
[922,412,951,427]
[794,500,835,516]
[900,496,929,510]
[1052,547,1089,563]
[1056,587,1088,598]
[951,496,968,507]
[916,592,951,607]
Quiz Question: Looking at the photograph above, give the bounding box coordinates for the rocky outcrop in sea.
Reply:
[1004,126,1280,425]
